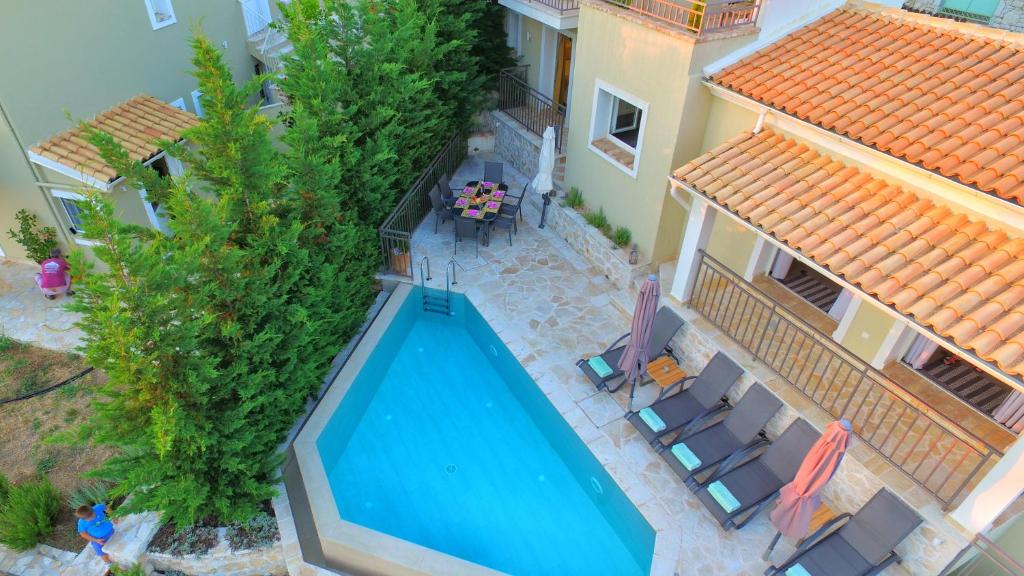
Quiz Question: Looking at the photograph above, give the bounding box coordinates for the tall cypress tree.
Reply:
[69,32,314,526]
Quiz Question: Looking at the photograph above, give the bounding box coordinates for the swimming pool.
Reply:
[311,285,655,575]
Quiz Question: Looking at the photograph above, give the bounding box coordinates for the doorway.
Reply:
[553,34,572,108]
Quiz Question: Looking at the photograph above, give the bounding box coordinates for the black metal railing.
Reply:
[378,130,468,278]
[690,251,1001,508]
[497,67,565,153]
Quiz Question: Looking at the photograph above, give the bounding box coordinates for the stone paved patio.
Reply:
[0,259,82,351]
[275,150,970,575]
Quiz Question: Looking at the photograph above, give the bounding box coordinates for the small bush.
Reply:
[226,512,280,551]
[68,481,112,510]
[35,453,58,475]
[0,477,60,551]
[148,522,220,556]
[6,210,58,264]
[111,565,147,576]
[612,227,632,247]
[564,187,584,209]
[584,207,609,231]
[0,473,11,505]
[0,334,16,354]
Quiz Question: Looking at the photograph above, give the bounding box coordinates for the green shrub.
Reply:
[35,453,58,475]
[0,477,60,551]
[612,227,632,248]
[111,564,147,576]
[226,512,280,551]
[0,473,11,505]
[564,187,584,209]
[6,210,58,264]
[68,481,112,510]
[584,208,609,231]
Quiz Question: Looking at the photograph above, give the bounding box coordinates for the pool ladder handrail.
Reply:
[420,256,452,315]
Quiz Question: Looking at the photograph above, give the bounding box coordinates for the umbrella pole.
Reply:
[539,192,551,228]
[763,531,782,561]
[628,376,636,411]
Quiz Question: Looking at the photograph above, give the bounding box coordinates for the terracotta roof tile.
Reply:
[674,129,1024,380]
[711,7,1024,206]
[30,94,198,184]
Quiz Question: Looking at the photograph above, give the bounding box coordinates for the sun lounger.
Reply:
[577,307,684,392]
[660,383,782,486]
[692,418,820,530]
[765,488,922,576]
[625,352,743,445]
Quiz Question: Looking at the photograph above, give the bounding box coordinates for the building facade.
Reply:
[495,0,1024,571]
[0,0,259,262]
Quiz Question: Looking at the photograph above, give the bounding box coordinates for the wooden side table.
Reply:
[646,356,687,399]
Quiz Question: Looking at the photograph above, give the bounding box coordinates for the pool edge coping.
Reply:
[290,282,678,575]
[292,283,507,576]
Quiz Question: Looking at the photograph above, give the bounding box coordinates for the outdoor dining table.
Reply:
[453,180,508,246]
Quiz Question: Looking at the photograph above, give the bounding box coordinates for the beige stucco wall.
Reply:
[562,2,756,265]
[0,0,254,261]
[700,97,760,154]
[705,216,759,275]
[519,17,546,92]
[838,299,899,363]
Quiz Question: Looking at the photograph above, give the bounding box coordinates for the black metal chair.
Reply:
[483,161,503,184]
[453,216,479,257]
[498,202,519,234]
[491,210,515,246]
[438,174,460,208]
[502,183,527,223]
[428,185,451,233]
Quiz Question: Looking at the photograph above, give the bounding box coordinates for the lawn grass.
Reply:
[0,336,115,551]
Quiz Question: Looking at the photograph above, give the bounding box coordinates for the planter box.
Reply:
[147,533,286,576]
[544,200,648,290]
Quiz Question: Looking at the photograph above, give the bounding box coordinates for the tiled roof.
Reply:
[710,7,1024,206]
[30,95,198,184]
[673,129,1024,380]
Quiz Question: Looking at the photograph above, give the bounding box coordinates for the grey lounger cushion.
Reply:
[774,489,922,576]
[627,351,744,443]
[662,383,782,480]
[695,418,820,529]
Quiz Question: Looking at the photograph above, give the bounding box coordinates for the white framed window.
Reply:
[168,97,186,112]
[191,90,204,117]
[144,0,176,30]
[588,80,648,178]
[51,190,96,245]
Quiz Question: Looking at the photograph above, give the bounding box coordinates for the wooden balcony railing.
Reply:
[603,0,760,36]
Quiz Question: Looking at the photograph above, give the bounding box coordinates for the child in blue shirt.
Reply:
[76,503,116,563]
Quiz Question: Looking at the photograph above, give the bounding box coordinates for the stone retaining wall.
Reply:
[492,111,542,183]
[145,528,286,576]
[543,200,649,290]
[667,310,969,576]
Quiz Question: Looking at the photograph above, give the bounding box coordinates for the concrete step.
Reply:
[60,546,107,576]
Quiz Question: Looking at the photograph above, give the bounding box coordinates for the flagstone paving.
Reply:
[371,150,967,575]
[0,259,82,351]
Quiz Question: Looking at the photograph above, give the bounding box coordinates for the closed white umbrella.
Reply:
[534,126,556,227]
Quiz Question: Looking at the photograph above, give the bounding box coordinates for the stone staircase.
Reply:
[553,154,567,189]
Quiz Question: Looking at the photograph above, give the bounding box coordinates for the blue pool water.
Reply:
[317,287,655,575]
